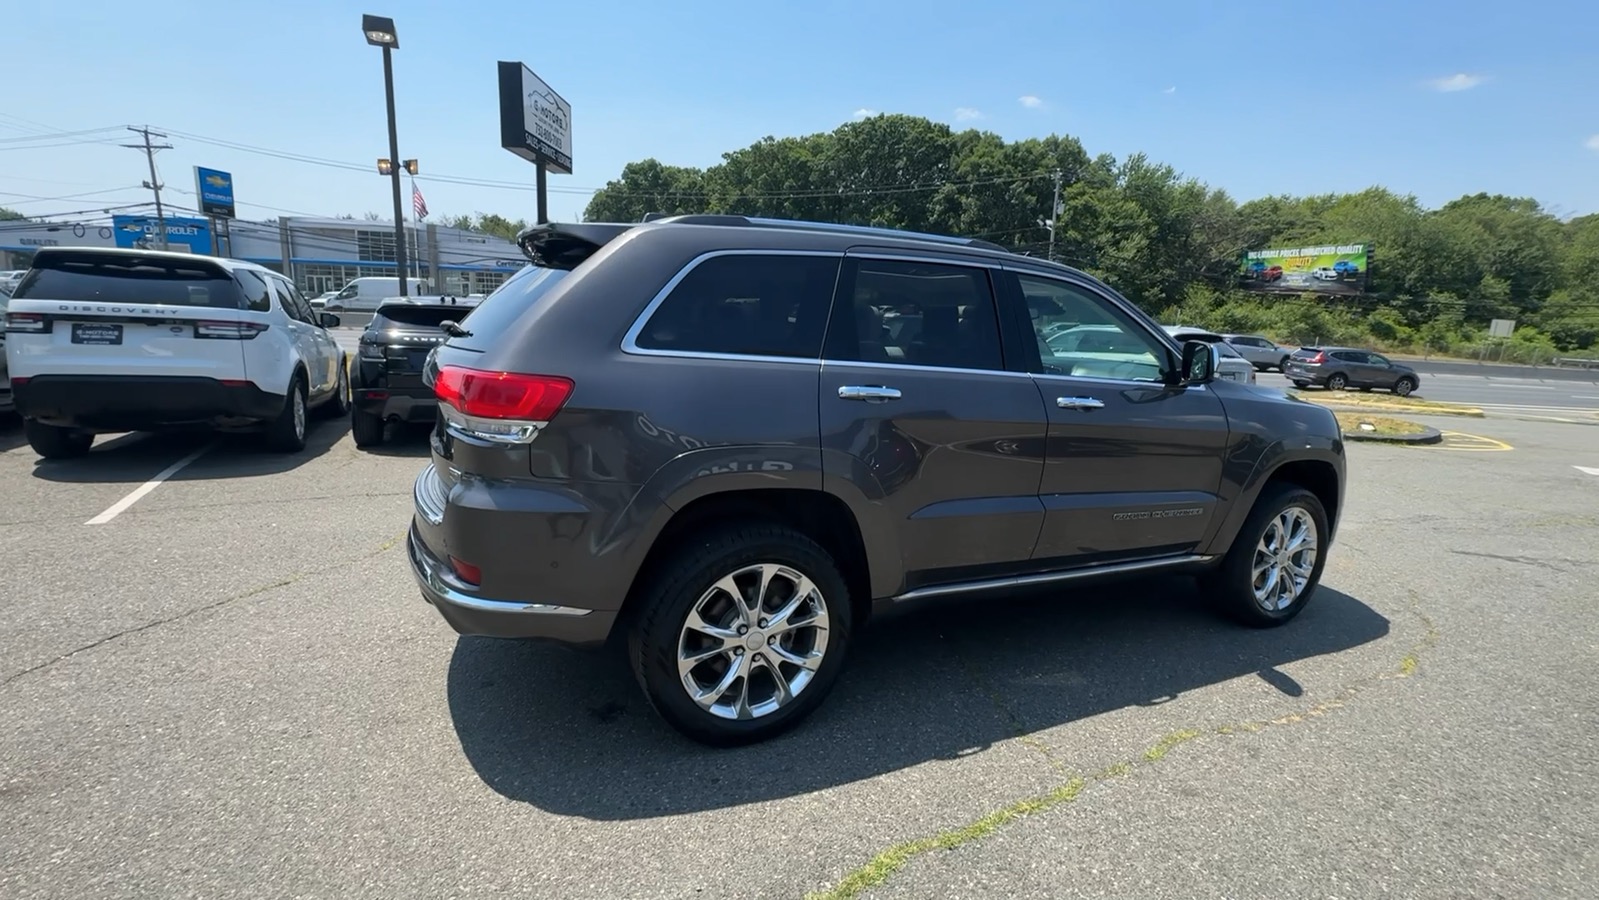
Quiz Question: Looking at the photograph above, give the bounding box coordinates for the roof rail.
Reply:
[638,213,1010,253]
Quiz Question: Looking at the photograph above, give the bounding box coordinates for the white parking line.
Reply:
[85,444,214,525]
[1576,466,1599,477]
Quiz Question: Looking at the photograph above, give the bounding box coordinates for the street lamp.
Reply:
[363,13,409,296]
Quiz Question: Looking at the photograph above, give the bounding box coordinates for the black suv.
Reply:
[351,298,476,447]
[408,216,1346,745]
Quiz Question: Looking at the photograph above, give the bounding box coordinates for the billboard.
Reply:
[194,166,236,218]
[111,215,212,255]
[1238,243,1372,295]
[497,61,573,174]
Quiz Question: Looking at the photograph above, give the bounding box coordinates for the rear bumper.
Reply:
[11,375,283,431]
[407,521,616,645]
[355,387,436,422]
[1283,367,1326,384]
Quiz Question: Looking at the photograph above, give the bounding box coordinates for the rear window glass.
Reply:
[1292,347,1322,358]
[374,305,474,328]
[445,266,566,350]
[13,254,244,309]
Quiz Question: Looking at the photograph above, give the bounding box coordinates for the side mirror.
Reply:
[1180,340,1219,384]
[319,312,342,329]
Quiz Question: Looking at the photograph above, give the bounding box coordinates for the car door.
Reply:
[284,279,340,384]
[1362,351,1400,388]
[819,252,1048,590]
[1007,269,1231,565]
[265,274,330,395]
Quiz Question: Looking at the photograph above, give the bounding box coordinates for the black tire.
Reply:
[318,356,352,419]
[351,409,386,448]
[1393,377,1417,397]
[1278,356,1291,371]
[1202,482,1330,628]
[1326,373,1348,391]
[627,523,854,747]
[265,375,309,453]
[24,419,93,460]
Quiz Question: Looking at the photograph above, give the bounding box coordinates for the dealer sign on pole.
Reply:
[497,62,573,174]
[1489,319,1516,339]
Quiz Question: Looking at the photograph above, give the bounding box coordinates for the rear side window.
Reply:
[634,254,840,359]
[447,266,567,351]
[236,270,275,313]
[13,253,245,309]
[828,258,1003,371]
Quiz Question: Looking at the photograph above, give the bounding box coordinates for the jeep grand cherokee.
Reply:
[407,215,1346,746]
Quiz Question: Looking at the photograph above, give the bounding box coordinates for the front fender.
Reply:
[1201,433,1345,556]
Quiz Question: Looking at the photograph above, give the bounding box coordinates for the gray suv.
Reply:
[408,215,1346,746]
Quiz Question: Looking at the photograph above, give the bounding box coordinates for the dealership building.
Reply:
[0,214,526,297]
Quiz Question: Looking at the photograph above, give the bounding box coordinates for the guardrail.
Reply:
[1551,357,1599,369]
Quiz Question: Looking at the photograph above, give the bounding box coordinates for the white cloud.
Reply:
[1018,95,1044,109]
[1430,73,1485,92]
[1162,86,1177,95]
[1585,134,1599,152]
[852,108,877,119]
[954,107,983,121]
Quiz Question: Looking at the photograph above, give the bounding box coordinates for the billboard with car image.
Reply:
[1238,243,1372,295]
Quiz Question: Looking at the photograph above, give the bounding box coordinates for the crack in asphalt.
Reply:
[804,588,1442,900]
[0,531,407,690]
[1449,549,1598,573]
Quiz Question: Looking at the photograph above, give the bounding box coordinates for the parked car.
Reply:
[2,247,350,459]
[1333,260,1360,277]
[0,284,12,415]
[1221,333,1295,371]
[1261,265,1284,282]
[407,214,1346,746]
[351,297,479,447]
[1284,346,1420,396]
[1312,267,1340,281]
[309,290,340,310]
[1161,326,1256,384]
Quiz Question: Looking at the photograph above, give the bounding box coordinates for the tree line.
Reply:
[581,114,1599,361]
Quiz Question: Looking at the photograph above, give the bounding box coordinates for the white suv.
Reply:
[3,247,350,460]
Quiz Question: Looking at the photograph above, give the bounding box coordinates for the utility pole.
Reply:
[1046,168,1062,263]
[123,126,173,250]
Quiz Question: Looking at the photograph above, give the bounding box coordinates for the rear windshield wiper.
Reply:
[440,319,472,338]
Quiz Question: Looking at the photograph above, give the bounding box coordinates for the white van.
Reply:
[323,277,428,312]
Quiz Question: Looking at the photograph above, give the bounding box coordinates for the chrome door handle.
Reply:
[838,385,902,402]
[1057,396,1105,410]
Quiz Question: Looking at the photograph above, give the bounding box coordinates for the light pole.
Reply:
[363,14,408,296]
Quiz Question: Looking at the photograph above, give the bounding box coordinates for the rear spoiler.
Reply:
[516,222,636,269]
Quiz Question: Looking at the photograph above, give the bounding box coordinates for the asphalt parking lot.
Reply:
[2,410,1597,899]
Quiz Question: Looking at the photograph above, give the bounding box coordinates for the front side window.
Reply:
[827,258,1004,371]
[1022,275,1166,382]
[634,253,840,359]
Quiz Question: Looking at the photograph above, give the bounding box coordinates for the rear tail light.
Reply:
[357,338,385,360]
[4,313,48,333]
[448,556,482,586]
[195,321,269,340]
[433,365,574,445]
[1307,351,1326,364]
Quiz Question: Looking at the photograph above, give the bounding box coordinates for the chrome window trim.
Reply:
[1030,371,1205,391]
[619,249,845,359]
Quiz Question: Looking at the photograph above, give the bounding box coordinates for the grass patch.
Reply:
[1334,412,1426,437]
[1295,390,1485,418]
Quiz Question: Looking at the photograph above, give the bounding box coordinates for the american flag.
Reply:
[411,181,428,220]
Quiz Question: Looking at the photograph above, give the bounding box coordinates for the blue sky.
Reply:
[4,0,1597,228]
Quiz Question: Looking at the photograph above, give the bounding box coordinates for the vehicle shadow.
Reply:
[447,578,1389,820]
[0,413,24,453]
[357,421,433,458]
[27,415,351,484]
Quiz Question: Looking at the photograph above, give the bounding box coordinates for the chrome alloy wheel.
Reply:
[292,389,307,441]
[677,563,831,721]
[1252,506,1318,612]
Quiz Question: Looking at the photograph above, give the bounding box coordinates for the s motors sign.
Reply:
[497,61,573,174]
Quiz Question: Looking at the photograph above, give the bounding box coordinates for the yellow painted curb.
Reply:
[1299,396,1485,418]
